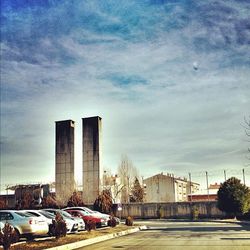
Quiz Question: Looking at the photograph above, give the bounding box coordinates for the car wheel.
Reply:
[13,228,20,242]
[25,234,34,241]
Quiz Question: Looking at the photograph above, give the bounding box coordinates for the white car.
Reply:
[42,209,79,233]
[0,210,49,241]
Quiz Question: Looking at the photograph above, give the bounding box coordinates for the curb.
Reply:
[45,226,147,250]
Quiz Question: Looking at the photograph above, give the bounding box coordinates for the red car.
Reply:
[65,209,106,228]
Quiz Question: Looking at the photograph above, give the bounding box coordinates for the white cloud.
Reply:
[1,0,250,191]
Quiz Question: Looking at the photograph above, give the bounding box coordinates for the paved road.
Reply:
[77,220,250,250]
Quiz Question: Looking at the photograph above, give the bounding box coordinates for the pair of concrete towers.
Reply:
[55,116,102,205]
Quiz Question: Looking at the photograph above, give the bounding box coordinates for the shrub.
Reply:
[0,199,6,209]
[0,223,18,250]
[50,213,67,239]
[85,220,96,232]
[158,206,164,219]
[93,190,113,214]
[191,206,199,220]
[125,216,133,226]
[42,195,58,208]
[108,216,117,227]
[67,191,84,207]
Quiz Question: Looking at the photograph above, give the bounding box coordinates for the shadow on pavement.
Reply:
[221,238,250,240]
[144,225,250,232]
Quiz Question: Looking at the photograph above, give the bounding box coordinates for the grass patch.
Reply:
[5,225,138,250]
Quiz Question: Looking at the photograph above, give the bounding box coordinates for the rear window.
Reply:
[0,212,14,220]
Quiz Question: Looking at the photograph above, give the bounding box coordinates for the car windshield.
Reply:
[60,210,73,219]
[14,212,31,217]
[39,210,54,219]
[79,210,89,216]
[83,207,95,214]
[26,212,40,217]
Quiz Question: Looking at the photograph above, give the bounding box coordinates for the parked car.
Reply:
[23,210,53,225]
[0,210,49,241]
[36,210,84,231]
[0,221,5,232]
[50,209,85,231]
[64,209,106,228]
[63,207,111,226]
[22,210,55,235]
[93,210,120,224]
[42,209,81,233]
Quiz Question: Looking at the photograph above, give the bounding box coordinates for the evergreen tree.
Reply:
[130,177,144,202]
[42,195,58,208]
[217,177,250,216]
[93,190,113,214]
[67,191,84,207]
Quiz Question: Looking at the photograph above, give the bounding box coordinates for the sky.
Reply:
[1,0,250,193]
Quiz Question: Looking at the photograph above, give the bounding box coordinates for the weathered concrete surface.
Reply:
[45,226,146,250]
[82,116,102,204]
[55,120,75,204]
[78,221,250,250]
[119,201,225,219]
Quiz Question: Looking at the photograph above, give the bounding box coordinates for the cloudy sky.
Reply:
[1,0,250,192]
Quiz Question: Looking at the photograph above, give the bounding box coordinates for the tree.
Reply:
[50,213,67,239]
[103,171,125,203]
[42,195,58,208]
[118,155,139,203]
[0,198,6,209]
[130,177,144,202]
[93,190,113,214]
[0,223,18,250]
[217,177,250,216]
[67,191,84,207]
[243,115,250,163]
[20,192,33,209]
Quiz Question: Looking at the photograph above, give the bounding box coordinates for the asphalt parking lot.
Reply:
[77,220,250,250]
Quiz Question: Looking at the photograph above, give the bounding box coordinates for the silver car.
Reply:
[0,210,49,241]
[22,210,54,235]
[42,209,80,233]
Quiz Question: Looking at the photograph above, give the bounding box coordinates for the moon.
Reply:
[193,61,198,70]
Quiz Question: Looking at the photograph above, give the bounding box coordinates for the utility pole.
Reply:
[6,185,9,208]
[189,173,192,202]
[205,171,209,201]
[243,169,245,185]
[224,170,227,181]
[141,176,144,203]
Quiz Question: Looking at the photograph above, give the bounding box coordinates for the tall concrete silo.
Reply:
[82,116,103,204]
[55,120,75,204]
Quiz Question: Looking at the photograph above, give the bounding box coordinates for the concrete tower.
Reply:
[55,120,75,204]
[82,116,102,204]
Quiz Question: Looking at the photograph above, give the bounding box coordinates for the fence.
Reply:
[118,201,225,219]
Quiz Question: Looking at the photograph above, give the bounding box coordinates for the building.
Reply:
[82,116,103,204]
[0,184,51,209]
[55,120,75,204]
[0,194,15,209]
[188,182,220,202]
[144,173,200,203]
[13,184,50,206]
